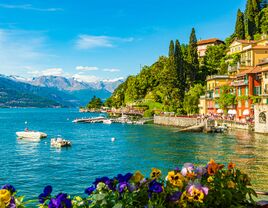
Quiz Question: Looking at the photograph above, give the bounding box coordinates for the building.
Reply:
[227,40,256,56]
[197,38,224,58]
[198,75,231,114]
[231,67,262,121]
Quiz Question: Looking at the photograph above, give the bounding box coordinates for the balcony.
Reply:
[213,93,220,98]
[231,79,248,86]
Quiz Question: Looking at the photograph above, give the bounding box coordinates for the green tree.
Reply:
[259,7,268,33]
[187,28,199,85]
[174,40,185,108]
[245,0,261,39]
[169,40,175,59]
[86,95,103,109]
[235,9,246,39]
[216,86,237,114]
[183,84,205,115]
[203,44,227,75]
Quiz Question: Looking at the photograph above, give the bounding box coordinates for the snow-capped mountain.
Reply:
[0,74,124,107]
[28,75,124,92]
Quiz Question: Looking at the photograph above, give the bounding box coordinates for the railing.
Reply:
[231,79,248,86]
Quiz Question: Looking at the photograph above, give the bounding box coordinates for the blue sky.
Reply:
[0,0,246,82]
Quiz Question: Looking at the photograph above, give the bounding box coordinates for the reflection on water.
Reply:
[0,108,267,200]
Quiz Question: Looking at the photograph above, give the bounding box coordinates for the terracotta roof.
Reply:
[197,38,224,45]
[236,66,261,77]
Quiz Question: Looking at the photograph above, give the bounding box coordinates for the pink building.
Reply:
[197,38,225,58]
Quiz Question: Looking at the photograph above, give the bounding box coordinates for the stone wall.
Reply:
[216,120,249,130]
[254,104,268,133]
[154,115,198,127]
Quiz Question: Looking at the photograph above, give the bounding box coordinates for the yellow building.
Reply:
[240,45,268,67]
[199,75,231,114]
[227,40,256,55]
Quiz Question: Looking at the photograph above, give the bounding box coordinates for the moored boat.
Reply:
[103,119,112,124]
[51,138,71,148]
[16,131,47,140]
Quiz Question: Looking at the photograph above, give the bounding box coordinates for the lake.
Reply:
[0,108,267,199]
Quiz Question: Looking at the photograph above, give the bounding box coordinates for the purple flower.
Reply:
[85,186,95,195]
[39,185,53,203]
[2,184,16,194]
[195,167,207,178]
[148,180,163,193]
[168,191,182,202]
[116,173,133,183]
[48,193,71,208]
[118,182,128,193]
[9,197,16,208]
[93,177,110,188]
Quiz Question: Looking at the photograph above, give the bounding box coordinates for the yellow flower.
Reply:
[0,189,11,205]
[227,180,236,189]
[207,159,224,176]
[207,176,214,183]
[132,171,144,183]
[188,188,205,203]
[150,168,161,179]
[167,171,184,189]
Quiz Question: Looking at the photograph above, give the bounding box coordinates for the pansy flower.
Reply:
[186,183,208,203]
[207,159,224,175]
[148,180,163,193]
[150,168,162,179]
[38,185,53,204]
[131,171,144,183]
[167,171,184,189]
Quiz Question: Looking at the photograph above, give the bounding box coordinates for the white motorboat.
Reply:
[16,131,47,140]
[103,119,112,124]
[51,138,71,148]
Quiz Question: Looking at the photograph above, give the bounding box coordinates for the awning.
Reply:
[228,109,237,115]
[243,109,250,116]
[217,109,224,114]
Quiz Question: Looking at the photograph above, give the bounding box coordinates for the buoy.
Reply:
[25,121,28,124]
[111,137,116,142]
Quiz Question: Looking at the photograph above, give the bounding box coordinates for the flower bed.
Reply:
[0,160,266,207]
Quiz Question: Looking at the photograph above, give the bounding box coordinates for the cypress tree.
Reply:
[169,40,175,59]
[235,9,246,39]
[187,28,199,85]
[245,0,261,39]
[174,40,185,108]
[245,0,255,39]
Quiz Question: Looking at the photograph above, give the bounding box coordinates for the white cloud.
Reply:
[0,4,63,12]
[76,66,99,71]
[73,74,100,83]
[76,35,134,49]
[28,68,64,76]
[103,68,120,72]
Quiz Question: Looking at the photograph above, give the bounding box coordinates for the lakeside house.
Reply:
[199,36,268,128]
[197,38,225,58]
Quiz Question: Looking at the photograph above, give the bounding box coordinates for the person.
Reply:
[24,128,29,132]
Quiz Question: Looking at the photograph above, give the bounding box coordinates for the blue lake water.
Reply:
[0,108,268,199]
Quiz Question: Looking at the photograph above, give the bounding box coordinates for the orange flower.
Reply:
[228,162,235,170]
[207,159,224,176]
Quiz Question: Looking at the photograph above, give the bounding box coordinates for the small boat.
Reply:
[103,119,112,124]
[51,138,71,148]
[16,130,47,140]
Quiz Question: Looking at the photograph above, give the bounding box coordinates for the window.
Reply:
[259,112,266,124]
[238,87,241,96]
[254,86,261,95]
[245,100,249,108]
[238,100,242,107]
[265,72,268,79]
[245,86,248,95]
